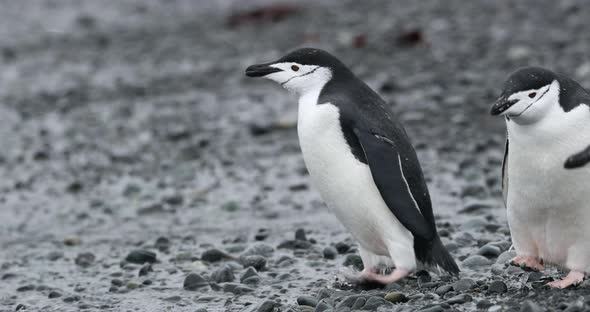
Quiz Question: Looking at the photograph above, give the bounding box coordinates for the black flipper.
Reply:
[354,128,459,275]
[565,145,590,169]
[502,137,509,205]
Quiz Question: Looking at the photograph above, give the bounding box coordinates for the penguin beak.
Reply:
[245,63,283,77]
[490,96,518,116]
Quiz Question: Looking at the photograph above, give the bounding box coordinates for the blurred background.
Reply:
[1,0,589,311]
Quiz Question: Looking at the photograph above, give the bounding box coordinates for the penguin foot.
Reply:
[547,271,585,289]
[510,255,544,271]
[360,268,411,285]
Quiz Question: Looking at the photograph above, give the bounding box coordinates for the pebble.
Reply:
[75,252,95,267]
[462,255,492,268]
[125,250,157,264]
[255,229,269,241]
[363,296,392,309]
[476,299,493,309]
[452,278,476,292]
[48,291,62,299]
[419,305,444,312]
[15,304,26,311]
[314,301,332,312]
[240,267,258,282]
[342,254,363,270]
[297,296,319,307]
[351,297,366,309]
[183,273,208,290]
[335,242,350,254]
[255,300,276,312]
[155,237,170,252]
[521,300,543,312]
[242,243,274,257]
[295,228,307,241]
[239,255,266,270]
[138,264,153,276]
[384,292,408,303]
[63,236,81,246]
[323,247,337,259]
[527,271,544,282]
[496,251,516,264]
[111,279,123,287]
[445,294,472,305]
[222,283,254,295]
[488,280,507,293]
[212,264,234,283]
[435,285,453,296]
[201,249,229,262]
[242,276,260,285]
[47,251,64,261]
[477,244,502,258]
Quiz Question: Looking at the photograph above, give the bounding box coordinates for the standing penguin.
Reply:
[245,48,459,284]
[491,66,590,288]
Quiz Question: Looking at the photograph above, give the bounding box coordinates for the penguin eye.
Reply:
[528,92,537,98]
[291,65,300,72]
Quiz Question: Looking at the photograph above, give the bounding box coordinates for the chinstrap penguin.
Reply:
[491,66,590,288]
[245,48,459,284]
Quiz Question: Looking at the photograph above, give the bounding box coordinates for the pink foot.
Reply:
[362,268,411,285]
[547,271,585,289]
[510,255,544,271]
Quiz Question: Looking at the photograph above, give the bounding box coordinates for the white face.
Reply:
[500,80,560,125]
[263,62,333,95]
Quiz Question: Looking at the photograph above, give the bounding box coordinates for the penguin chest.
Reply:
[506,108,590,263]
[297,100,406,254]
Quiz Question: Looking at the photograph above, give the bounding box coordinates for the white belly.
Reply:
[297,95,412,256]
[507,105,590,268]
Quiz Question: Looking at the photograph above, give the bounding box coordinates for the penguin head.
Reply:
[245,48,345,94]
[490,67,560,125]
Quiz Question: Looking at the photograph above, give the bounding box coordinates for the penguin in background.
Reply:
[491,66,590,288]
[246,48,459,284]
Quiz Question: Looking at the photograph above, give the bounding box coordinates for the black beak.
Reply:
[245,63,283,77]
[490,96,518,116]
[564,145,590,169]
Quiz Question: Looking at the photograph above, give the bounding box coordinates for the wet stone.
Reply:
[521,300,543,312]
[212,264,235,283]
[155,237,170,252]
[295,228,307,241]
[239,255,266,270]
[255,229,269,241]
[452,278,476,292]
[462,255,492,268]
[323,247,337,259]
[435,285,453,296]
[183,273,208,290]
[47,251,64,261]
[297,296,319,307]
[240,267,258,283]
[201,249,230,262]
[445,294,472,305]
[222,283,254,295]
[335,242,350,254]
[48,291,62,299]
[477,244,502,258]
[242,243,274,257]
[75,252,96,267]
[255,300,276,312]
[488,280,508,293]
[476,299,493,309]
[125,250,156,264]
[111,279,123,287]
[363,296,393,310]
[384,292,408,303]
[242,276,260,285]
[419,305,444,312]
[342,254,363,271]
[314,301,332,312]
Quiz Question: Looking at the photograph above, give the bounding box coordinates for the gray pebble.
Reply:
[75,252,95,267]
[521,300,544,312]
[201,249,229,262]
[384,292,408,303]
[362,296,392,310]
[445,294,472,305]
[323,247,337,259]
[435,285,453,296]
[183,273,208,290]
[315,301,332,312]
[342,255,363,271]
[125,250,156,264]
[476,299,493,309]
[488,280,507,293]
[462,255,492,268]
[222,283,254,295]
[477,244,502,258]
[48,291,62,299]
[242,243,275,257]
[419,305,444,312]
[351,297,366,309]
[295,228,307,241]
[452,278,476,292]
[255,300,276,312]
[240,267,258,282]
[496,251,516,264]
[242,276,261,285]
[212,264,234,283]
[239,255,266,270]
[297,296,319,307]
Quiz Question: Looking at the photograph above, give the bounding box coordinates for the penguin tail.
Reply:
[429,236,460,276]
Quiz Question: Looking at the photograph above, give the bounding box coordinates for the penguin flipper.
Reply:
[354,128,435,241]
[564,145,590,169]
[502,137,509,205]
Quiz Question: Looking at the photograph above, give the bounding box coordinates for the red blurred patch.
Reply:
[396,29,425,46]
[351,34,367,48]
[228,5,299,28]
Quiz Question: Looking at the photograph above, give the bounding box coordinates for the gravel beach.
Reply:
[2,0,590,311]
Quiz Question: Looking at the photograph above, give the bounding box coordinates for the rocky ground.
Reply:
[2,0,590,311]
